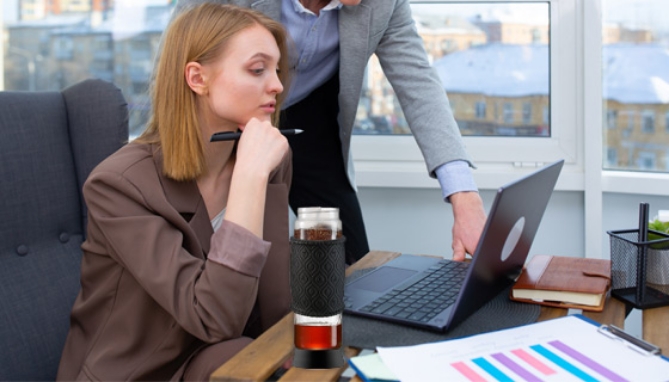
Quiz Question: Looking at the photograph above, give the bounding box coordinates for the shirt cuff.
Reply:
[435,160,479,203]
[208,220,271,278]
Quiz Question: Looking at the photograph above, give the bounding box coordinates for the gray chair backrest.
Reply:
[0,79,129,381]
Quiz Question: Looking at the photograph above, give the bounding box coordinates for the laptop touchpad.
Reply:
[349,267,417,292]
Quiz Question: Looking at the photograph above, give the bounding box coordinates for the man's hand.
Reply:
[449,191,486,261]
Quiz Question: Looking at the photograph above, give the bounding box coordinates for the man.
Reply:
[169,0,487,264]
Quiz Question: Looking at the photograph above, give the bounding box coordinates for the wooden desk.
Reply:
[210,250,654,381]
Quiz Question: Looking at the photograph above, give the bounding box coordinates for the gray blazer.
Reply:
[173,0,472,186]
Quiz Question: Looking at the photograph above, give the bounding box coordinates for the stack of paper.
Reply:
[348,353,398,382]
[348,315,669,382]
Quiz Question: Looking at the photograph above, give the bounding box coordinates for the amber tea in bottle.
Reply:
[293,207,342,351]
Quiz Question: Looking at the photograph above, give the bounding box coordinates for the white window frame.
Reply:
[351,0,582,191]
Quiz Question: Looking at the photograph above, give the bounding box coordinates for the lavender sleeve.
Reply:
[435,160,479,202]
[207,220,271,278]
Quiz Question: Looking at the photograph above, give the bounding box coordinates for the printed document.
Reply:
[377,315,669,382]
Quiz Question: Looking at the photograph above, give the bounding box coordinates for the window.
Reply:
[606,109,618,129]
[2,1,170,135]
[642,110,655,133]
[351,1,579,189]
[619,110,635,138]
[638,152,656,170]
[0,0,583,188]
[522,102,532,124]
[1,1,567,183]
[606,147,618,167]
[475,101,486,119]
[355,2,550,139]
[53,36,74,60]
[602,0,669,174]
[7,1,669,190]
[503,102,514,124]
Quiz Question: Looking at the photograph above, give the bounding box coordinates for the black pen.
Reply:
[210,128,304,142]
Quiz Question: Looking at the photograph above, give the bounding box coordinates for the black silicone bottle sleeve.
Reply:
[290,237,346,317]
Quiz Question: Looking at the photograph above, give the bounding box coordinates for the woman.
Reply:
[57,4,292,381]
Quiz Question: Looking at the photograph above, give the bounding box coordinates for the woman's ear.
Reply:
[185,62,208,95]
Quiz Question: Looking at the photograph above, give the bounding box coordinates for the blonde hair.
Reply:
[137,3,290,181]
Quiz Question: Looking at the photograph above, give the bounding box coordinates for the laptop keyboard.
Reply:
[345,260,469,324]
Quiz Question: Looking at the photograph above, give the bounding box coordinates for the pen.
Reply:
[637,202,649,302]
[598,324,661,355]
[210,128,304,142]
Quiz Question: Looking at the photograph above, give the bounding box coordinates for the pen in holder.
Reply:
[290,207,346,369]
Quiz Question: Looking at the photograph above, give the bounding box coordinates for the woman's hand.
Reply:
[225,118,289,238]
[234,117,289,178]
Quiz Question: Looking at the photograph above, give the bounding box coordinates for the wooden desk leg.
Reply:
[583,296,626,328]
[643,306,669,356]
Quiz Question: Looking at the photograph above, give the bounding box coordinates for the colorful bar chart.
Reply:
[450,340,629,382]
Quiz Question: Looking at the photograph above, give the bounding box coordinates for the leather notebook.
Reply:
[510,254,611,312]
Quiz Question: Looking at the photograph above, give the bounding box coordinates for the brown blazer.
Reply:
[57,142,292,381]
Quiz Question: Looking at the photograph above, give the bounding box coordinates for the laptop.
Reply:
[343,159,564,332]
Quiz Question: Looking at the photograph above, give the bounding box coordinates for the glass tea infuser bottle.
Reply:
[290,207,346,368]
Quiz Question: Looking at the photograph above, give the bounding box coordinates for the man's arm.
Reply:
[373,0,472,175]
[372,0,486,259]
[435,161,486,261]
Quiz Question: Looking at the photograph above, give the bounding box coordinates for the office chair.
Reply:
[0,79,129,380]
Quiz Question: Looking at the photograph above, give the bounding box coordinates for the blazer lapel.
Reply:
[152,147,212,257]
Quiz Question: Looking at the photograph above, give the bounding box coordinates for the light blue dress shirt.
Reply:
[280,0,478,201]
[280,0,341,108]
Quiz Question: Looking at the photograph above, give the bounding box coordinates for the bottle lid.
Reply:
[297,207,339,221]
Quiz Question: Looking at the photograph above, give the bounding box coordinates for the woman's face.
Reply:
[198,25,283,130]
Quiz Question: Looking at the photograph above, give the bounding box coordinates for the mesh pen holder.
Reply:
[608,229,669,309]
[290,237,346,369]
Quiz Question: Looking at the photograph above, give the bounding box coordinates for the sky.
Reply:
[3,0,668,31]
[2,1,16,22]
[2,0,169,22]
[603,0,668,31]
[412,1,668,32]
[433,42,669,104]
[412,3,549,25]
